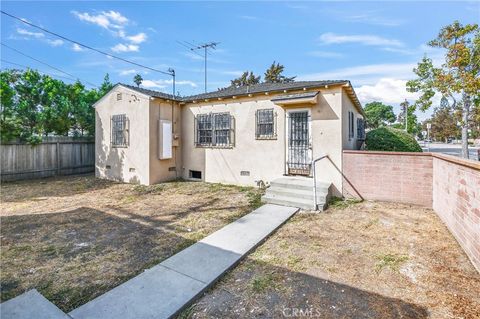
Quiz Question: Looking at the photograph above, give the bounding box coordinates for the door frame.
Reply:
[285,108,312,176]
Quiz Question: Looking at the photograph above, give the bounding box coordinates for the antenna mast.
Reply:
[191,42,219,93]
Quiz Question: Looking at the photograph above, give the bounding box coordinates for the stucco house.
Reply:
[95,80,365,210]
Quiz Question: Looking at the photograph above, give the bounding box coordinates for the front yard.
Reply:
[186,201,480,319]
[0,174,262,312]
[1,175,479,318]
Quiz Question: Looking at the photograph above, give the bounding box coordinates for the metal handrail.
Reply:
[312,154,328,210]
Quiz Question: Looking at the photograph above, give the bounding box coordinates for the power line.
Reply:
[1,10,175,78]
[1,42,98,87]
[176,41,203,58]
[0,59,81,83]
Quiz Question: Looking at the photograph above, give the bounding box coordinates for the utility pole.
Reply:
[190,42,219,93]
[401,99,409,133]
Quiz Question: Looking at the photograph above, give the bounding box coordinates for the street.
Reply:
[422,142,480,161]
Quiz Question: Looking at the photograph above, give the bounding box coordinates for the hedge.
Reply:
[365,127,423,152]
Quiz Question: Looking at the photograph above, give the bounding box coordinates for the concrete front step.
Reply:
[270,177,331,192]
[261,194,326,210]
[262,176,331,211]
[265,187,328,203]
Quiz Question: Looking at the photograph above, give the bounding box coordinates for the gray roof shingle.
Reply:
[119,83,175,99]
[182,80,349,101]
[120,80,353,103]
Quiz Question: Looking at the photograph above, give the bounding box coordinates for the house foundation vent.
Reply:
[189,170,202,179]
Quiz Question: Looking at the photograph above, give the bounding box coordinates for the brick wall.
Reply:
[432,154,480,273]
[343,151,433,206]
[342,150,480,273]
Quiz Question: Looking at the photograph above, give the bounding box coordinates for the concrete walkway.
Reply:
[68,204,298,319]
[0,290,71,319]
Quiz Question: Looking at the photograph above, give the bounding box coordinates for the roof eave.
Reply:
[342,81,365,117]
[182,81,349,103]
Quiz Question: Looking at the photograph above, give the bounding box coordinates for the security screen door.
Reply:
[287,111,311,175]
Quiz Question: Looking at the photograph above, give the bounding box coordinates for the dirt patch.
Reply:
[0,174,263,312]
[185,201,480,319]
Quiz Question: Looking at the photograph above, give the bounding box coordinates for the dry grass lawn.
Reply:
[0,174,263,312]
[185,201,480,319]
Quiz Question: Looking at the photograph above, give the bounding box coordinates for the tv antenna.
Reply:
[178,41,219,93]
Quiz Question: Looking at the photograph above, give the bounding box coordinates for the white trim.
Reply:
[285,108,312,175]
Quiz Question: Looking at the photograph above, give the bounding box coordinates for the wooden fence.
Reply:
[1,138,95,182]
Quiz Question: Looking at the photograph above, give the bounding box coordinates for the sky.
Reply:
[1,1,479,120]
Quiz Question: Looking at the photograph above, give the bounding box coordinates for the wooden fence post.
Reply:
[56,142,60,175]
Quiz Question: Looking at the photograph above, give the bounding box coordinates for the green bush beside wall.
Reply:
[366,127,423,152]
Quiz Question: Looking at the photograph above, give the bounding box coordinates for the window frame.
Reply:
[348,111,355,140]
[194,112,235,148]
[255,108,277,140]
[111,114,129,148]
[196,113,213,146]
[357,118,366,140]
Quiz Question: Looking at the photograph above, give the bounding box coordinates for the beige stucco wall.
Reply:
[342,89,364,150]
[181,87,350,194]
[148,99,182,184]
[95,86,151,184]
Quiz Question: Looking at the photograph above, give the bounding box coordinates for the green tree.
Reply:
[0,70,22,142]
[133,74,143,87]
[427,102,460,142]
[264,61,296,83]
[15,69,44,139]
[363,101,396,129]
[397,100,420,135]
[68,81,96,136]
[39,77,71,136]
[407,21,480,158]
[230,71,261,87]
[99,73,114,97]
[0,69,108,143]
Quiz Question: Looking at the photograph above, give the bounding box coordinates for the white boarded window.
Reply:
[158,120,172,159]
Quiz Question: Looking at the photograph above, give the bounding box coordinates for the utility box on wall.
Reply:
[158,120,172,159]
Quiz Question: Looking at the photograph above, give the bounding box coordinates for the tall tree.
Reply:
[428,101,461,142]
[264,61,296,83]
[133,74,143,87]
[407,21,480,158]
[397,100,420,135]
[230,71,260,87]
[0,69,110,143]
[363,101,396,129]
[99,73,114,97]
[0,70,22,142]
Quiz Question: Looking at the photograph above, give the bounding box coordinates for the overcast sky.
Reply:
[1,1,479,120]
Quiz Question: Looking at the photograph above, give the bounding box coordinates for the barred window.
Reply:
[197,114,212,145]
[213,113,231,146]
[357,118,365,140]
[195,112,234,147]
[256,109,277,139]
[111,114,129,147]
[348,111,355,139]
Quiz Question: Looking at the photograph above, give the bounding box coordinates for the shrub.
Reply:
[366,127,422,152]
